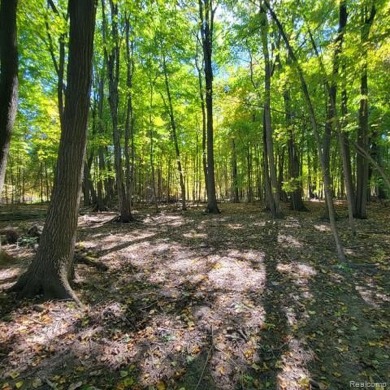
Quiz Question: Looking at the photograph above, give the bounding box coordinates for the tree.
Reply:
[10,0,97,301]
[259,0,281,217]
[355,3,376,219]
[0,0,18,198]
[102,0,133,222]
[199,0,220,213]
[161,53,187,210]
[264,0,346,261]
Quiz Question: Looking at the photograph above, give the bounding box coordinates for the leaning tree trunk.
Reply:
[265,0,346,261]
[10,0,97,301]
[0,0,18,198]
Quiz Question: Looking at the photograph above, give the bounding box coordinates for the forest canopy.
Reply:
[2,0,390,214]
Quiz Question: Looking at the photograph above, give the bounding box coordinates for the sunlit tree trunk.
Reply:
[10,0,97,301]
[0,0,18,198]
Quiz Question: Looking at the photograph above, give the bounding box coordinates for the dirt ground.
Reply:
[0,201,389,390]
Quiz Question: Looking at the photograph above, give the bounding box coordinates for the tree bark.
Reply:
[161,54,186,210]
[10,0,97,301]
[260,1,281,217]
[231,138,239,202]
[103,0,132,222]
[355,4,376,219]
[195,47,208,200]
[124,14,135,216]
[0,0,18,198]
[284,89,307,211]
[199,0,219,213]
[265,0,346,261]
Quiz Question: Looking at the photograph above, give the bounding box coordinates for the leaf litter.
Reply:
[0,201,389,389]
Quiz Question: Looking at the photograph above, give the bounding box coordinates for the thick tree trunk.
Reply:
[0,0,18,198]
[10,0,96,301]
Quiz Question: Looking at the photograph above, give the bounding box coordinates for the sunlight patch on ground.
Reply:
[207,257,266,292]
[276,337,314,390]
[355,282,389,308]
[283,217,302,229]
[182,231,207,238]
[226,223,243,230]
[0,268,21,289]
[277,234,303,248]
[277,262,317,279]
[313,224,331,232]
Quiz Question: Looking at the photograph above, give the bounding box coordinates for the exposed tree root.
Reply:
[8,270,83,306]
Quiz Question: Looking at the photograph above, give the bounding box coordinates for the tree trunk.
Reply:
[199,0,219,213]
[333,1,356,234]
[124,14,135,216]
[10,0,96,301]
[260,1,281,218]
[285,88,307,211]
[102,0,132,222]
[0,0,18,198]
[162,54,186,210]
[45,0,66,123]
[148,76,159,212]
[231,138,239,202]
[265,0,346,261]
[195,46,208,199]
[355,4,376,219]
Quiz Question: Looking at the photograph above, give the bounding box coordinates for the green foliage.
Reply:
[3,0,389,203]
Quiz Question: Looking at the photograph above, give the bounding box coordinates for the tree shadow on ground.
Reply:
[1,203,389,389]
[303,263,390,388]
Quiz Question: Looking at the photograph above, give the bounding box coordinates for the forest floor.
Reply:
[0,201,389,390]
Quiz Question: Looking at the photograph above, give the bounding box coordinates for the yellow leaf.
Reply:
[15,382,24,389]
[156,381,166,390]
